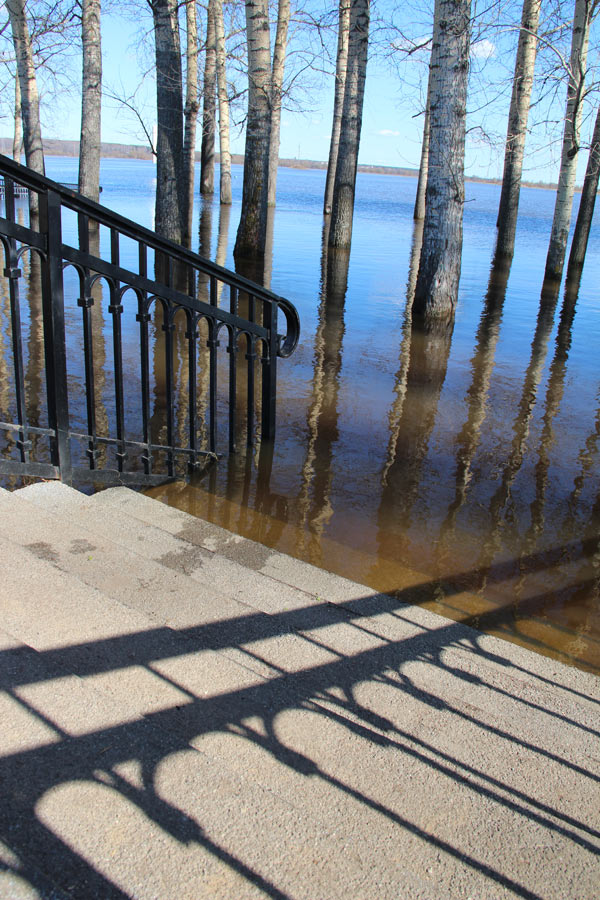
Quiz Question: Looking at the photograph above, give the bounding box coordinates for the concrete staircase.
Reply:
[0,481,598,900]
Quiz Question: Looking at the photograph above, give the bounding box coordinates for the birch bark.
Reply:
[567,104,600,279]
[183,0,200,246]
[545,0,593,281]
[413,80,431,221]
[413,0,471,319]
[324,1,350,216]
[200,2,217,195]
[79,0,102,203]
[151,0,185,243]
[13,74,23,162]
[6,0,45,176]
[214,0,232,204]
[267,0,290,207]
[328,0,369,250]
[234,0,271,259]
[495,0,540,259]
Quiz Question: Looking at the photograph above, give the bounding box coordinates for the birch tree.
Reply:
[150,0,185,243]
[324,0,350,216]
[182,0,199,246]
[544,0,595,281]
[78,0,102,203]
[413,80,431,220]
[567,104,600,279]
[6,0,45,176]
[200,1,217,195]
[328,0,370,250]
[413,0,471,319]
[267,0,290,207]
[214,0,232,204]
[495,0,541,260]
[13,74,23,161]
[234,0,271,260]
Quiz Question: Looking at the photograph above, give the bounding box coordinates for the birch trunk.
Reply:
[544,0,592,281]
[267,0,290,207]
[151,0,185,244]
[200,2,217,195]
[78,0,102,203]
[214,0,232,204]
[182,0,200,246]
[413,79,431,220]
[7,0,45,176]
[413,0,471,319]
[324,1,351,216]
[13,74,23,161]
[495,0,541,259]
[567,104,600,279]
[234,0,271,260]
[328,0,369,250]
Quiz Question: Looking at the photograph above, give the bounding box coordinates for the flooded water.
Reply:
[4,156,600,673]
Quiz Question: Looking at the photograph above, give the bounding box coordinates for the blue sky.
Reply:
[1,2,597,183]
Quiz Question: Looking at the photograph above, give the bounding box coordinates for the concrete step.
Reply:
[2,481,599,899]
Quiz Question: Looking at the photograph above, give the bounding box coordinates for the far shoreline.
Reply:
[0,137,562,192]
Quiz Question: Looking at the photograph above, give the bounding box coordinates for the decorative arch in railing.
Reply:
[0,155,300,486]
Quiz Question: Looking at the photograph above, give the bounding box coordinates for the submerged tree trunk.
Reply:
[324,1,350,216]
[267,0,291,207]
[200,2,217,195]
[182,0,200,246]
[567,104,600,280]
[7,0,45,176]
[328,0,370,250]
[324,1,351,217]
[78,0,102,203]
[234,0,271,260]
[13,74,23,162]
[214,0,232,204]
[151,0,185,244]
[413,79,431,220]
[413,0,471,319]
[545,0,593,281]
[495,0,540,259]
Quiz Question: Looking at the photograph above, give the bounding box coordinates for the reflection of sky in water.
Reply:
[26,157,600,669]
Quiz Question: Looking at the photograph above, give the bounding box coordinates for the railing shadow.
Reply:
[1,559,598,898]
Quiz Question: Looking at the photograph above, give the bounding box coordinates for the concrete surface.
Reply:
[0,481,598,900]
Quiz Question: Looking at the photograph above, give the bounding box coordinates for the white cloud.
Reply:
[471,39,496,60]
[377,130,401,137]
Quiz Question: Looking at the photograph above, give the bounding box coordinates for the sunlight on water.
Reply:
[9,158,600,672]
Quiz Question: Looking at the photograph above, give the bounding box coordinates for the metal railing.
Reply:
[0,154,300,486]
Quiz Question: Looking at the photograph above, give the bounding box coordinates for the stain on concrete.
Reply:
[69,539,97,555]
[176,523,272,570]
[159,544,208,576]
[25,542,59,564]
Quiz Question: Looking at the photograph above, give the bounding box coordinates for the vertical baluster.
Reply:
[247,293,256,446]
[109,229,125,470]
[228,284,238,453]
[77,212,99,469]
[208,275,218,453]
[137,242,152,474]
[4,178,30,463]
[261,300,278,441]
[40,188,71,480]
[187,311,198,469]
[164,303,175,475]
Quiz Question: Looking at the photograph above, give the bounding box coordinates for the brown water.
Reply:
[2,159,599,673]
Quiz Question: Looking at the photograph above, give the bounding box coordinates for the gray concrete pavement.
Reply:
[0,482,598,899]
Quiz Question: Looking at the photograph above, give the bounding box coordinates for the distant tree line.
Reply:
[1,0,599,316]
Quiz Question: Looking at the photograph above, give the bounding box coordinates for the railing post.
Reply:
[261,301,278,441]
[40,188,72,482]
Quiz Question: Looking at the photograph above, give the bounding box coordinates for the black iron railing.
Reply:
[0,154,299,486]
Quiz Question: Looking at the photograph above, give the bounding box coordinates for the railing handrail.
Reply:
[0,153,300,357]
